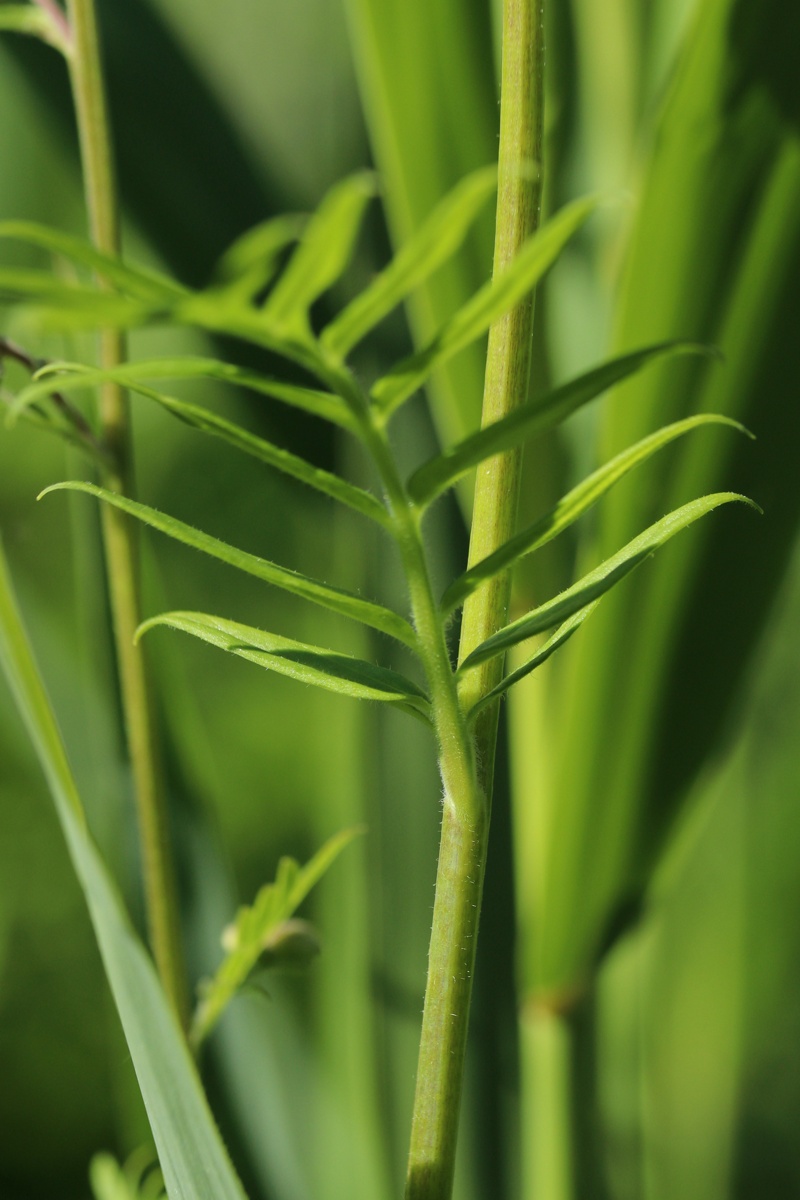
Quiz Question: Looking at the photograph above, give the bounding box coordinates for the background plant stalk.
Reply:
[405,1,544,1196]
[64,0,188,1028]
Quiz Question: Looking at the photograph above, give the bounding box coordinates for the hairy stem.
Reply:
[404,2,545,1197]
[65,0,188,1028]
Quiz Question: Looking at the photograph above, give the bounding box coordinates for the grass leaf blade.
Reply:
[0,539,250,1200]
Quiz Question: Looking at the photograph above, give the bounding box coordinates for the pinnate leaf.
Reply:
[409,342,712,508]
[191,828,362,1047]
[39,482,417,647]
[458,493,758,672]
[370,196,597,416]
[321,165,497,360]
[442,413,747,612]
[138,611,431,719]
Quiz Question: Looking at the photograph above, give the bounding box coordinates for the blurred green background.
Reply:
[1,1,799,1198]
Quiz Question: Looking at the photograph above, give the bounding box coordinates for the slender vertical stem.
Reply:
[64,0,188,1028]
[404,2,545,1197]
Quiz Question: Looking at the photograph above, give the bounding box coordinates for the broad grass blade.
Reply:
[0,539,250,1200]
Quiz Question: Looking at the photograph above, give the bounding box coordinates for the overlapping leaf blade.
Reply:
[459,494,755,672]
[466,603,601,721]
[442,413,746,613]
[191,827,362,1048]
[409,342,710,509]
[14,367,386,524]
[263,172,377,334]
[15,358,356,432]
[40,482,417,648]
[321,165,497,360]
[370,196,597,417]
[0,220,188,302]
[138,611,430,719]
[0,270,157,327]
[0,540,250,1200]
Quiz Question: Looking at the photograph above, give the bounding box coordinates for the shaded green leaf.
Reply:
[321,165,497,360]
[39,481,417,648]
[442,413,747,613]
[458,494,757,672]
[0,540,249,1200]
[371,196,598,416]
[16,357,357,433]
[0,221,188,303]
[409,342,712,509]
[466,603,601,721]
[191,827,362,1047]
[138,610,430,718]
[263,172,377,334]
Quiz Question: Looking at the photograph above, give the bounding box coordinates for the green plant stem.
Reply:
[65,0,188,1029]
[401,1,545,1196]
[521,1003,576,1200]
